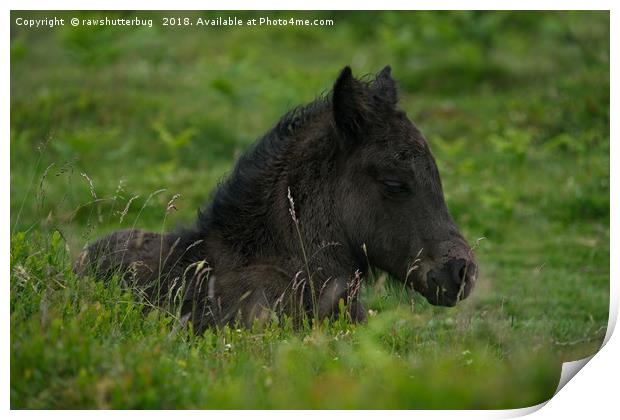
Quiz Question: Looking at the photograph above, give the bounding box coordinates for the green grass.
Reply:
[10,11,609,409]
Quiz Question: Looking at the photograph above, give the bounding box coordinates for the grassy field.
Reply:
[10,11,609,409]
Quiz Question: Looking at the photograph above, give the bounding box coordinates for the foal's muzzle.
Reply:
[424,258,477,306]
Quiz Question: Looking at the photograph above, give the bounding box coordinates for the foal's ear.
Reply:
[332,66,369,149]
[372,65,398,106]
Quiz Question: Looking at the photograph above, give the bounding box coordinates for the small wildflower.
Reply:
[119,195,140,224]
[166,193,181,213]
[80,172,97,199]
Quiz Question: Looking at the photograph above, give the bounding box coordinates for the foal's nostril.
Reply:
[424,258,476,306]
[458,265,467,282]
[424,258,478,306]
[452,259,476,285]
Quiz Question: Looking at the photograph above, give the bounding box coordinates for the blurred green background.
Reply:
[10,11,609,409]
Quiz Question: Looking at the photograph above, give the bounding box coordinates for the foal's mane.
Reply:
[196,93,332,241]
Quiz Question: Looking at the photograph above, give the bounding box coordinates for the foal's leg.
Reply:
[317,277,367,323]
[207,265,293,328]
[209,269,368,328]
[73,229,170,296]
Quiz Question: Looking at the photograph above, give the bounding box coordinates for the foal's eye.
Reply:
[380,179,410,195]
